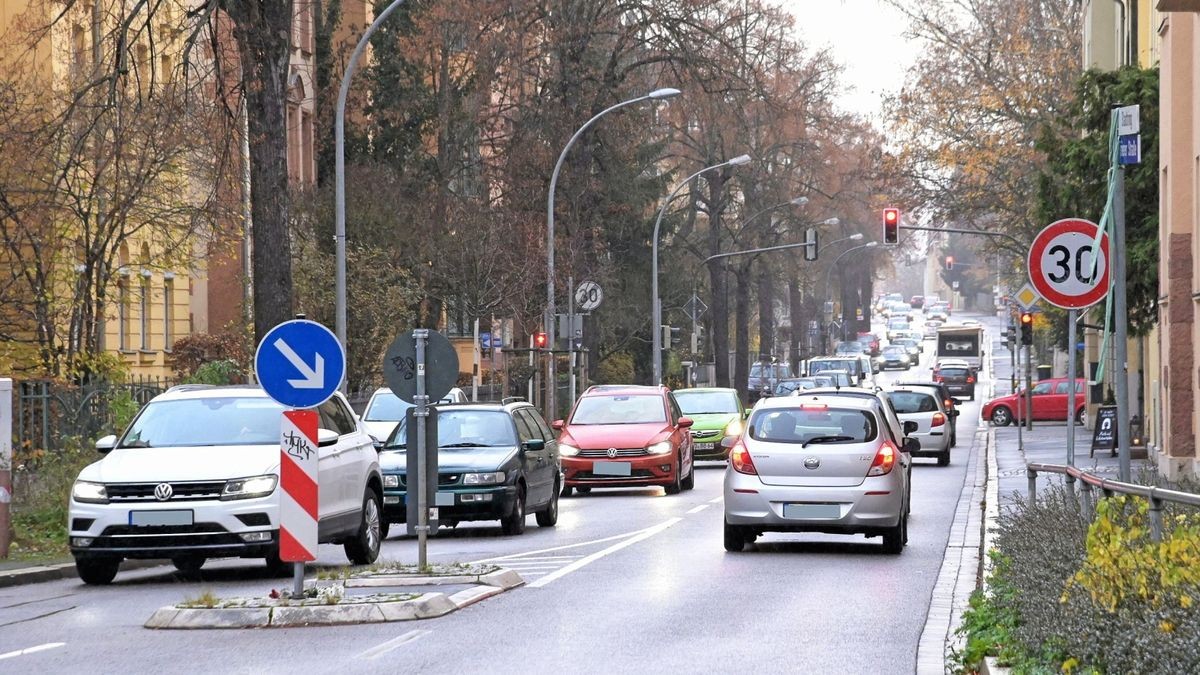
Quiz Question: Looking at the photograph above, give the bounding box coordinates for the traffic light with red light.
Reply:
[883,208,899,244]
[1019,312,1033,345]
[533,331,548,349]
[945,255,954,270]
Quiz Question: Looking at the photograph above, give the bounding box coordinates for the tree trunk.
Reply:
[707,260,729,387]
[734,265,751,399]
[788,269,802,367]
[225,1,296,342]
[757,260,773,363]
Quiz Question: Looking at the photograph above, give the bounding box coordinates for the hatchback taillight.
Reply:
[933,375,944,383]
[967,376,975,383]
[867,442,896,477]
[730,440,757,475]
[931,412,946,427]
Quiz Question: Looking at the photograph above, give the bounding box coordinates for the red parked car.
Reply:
[856,331,881,356]
[981,378,1086,426]
[553,385,696,496]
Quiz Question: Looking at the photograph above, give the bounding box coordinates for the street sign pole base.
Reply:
[293,562,304,597]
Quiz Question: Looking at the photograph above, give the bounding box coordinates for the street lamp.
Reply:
[545,87,681,416]
[823,241,878,345]
[651,154,752,384]
[816,231,862,256]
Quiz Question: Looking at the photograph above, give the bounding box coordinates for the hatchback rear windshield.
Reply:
[888,392,939,414]
[748,407,877,445]
[119,397,285,447]
[808,359,859,376]
[570,395,666,425]
[938,368,969,378]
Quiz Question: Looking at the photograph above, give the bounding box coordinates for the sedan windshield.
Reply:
[386,410,517,448]
[364,391,412,421]
[570,395,666,425]
[118,397,285,448]
[674,391,740,415]
[748,407,877,445]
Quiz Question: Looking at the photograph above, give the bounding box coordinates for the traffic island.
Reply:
[144,563,523,629]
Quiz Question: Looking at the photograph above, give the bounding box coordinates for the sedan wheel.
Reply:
[501,486,526,535]
[991,406,1013,427]
[1076,407,1087,426]
[664,456,683,495]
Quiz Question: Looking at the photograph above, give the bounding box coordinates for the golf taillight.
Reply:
[931,412,946,427]
[868,442,896,477]
[730,440,758,475]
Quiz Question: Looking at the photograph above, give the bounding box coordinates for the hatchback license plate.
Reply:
[592,461,632,476]
[782,503,841,520]
[129,510,193,527]
[694,442,715,451]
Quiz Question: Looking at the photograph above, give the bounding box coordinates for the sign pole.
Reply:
[413,329,430,568]
[1025,343,1033,431]
[1013,319,1023,454]
[567,275,576,407]
[1113,166,1132,482]
[1067,309,1077,466]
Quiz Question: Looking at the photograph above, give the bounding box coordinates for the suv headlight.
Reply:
[724,419,744,437]
[645,441,673,456]
[463,471,506,485]
[559,443,580,457]
[221,475,277,500]
[72,480,108,504]
[383,474,401,488]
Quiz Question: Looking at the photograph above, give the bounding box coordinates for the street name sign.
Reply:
[1027,219,1110,310]
[254,319,346,409]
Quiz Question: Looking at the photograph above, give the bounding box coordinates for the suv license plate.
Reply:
[129,510,194,526]
[782,503,841,519]
[592,461,631,476]
[694,442,715,451]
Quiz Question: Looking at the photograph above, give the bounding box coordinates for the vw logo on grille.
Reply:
[607,447,619,459]
[803,457,821,470]
[154,482,174,501]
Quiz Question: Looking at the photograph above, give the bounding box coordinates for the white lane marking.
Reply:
[472,529,653,563]
[686,504,710,514]
[484,556,577,562]
[708,496,723,504]
[356,630,432,660]
[0,642,66,661]
[528,517,683,588]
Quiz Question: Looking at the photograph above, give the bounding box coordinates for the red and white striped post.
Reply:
[280,409,319,595]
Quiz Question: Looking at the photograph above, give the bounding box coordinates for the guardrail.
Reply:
[1026,462,1200,542]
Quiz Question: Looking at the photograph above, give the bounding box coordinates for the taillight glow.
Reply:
[730,440,758,475]
[867,442,896,476]
[934,375,944,383]
[800,404,828,410]
[931,412,946,427]
[967,376,975,383]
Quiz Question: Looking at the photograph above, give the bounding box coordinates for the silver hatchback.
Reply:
[722,395,914,553]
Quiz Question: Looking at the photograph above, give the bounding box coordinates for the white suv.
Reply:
[68,385,384,584]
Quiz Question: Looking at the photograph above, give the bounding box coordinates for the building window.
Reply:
[300,110,313,184]
[296,1,313,54]
[139,273,151,350]
[163,276,174,350]
[118,278,130,351]
[71,24,86,79]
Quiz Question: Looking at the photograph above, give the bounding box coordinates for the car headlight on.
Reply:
[72,480,108,504]
[724,419,744,437]
[463,471,506,485]
[383,474,400,488]
[645,441,673,456]
[559,443,581,457]
[221,474,278,500]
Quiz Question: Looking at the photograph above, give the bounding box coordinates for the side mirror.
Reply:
[902,420,919,435]
[521,438,545,453]
[903,437,921,454]
[95,434,117,453]
[369,434,383,451]
[551,419,565,430]
[317,428,339,447]
[742,409,751,419]
[678,417,694,428]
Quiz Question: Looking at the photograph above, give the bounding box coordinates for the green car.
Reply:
[673,387,747,460]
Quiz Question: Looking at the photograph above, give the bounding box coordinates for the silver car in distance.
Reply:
[722,395,915,554]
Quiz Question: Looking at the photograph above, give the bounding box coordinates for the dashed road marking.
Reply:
[0,642,66,661]
[708,496,723,504]
[356,630,431,660]
[687,504,710,514]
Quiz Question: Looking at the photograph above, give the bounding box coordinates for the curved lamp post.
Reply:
[544,87,680,417]
[651,154,752,384]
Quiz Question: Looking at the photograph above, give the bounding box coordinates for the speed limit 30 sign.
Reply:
[1027,218,1110,309]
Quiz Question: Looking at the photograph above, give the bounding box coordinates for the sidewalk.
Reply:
[992,420,1154,504]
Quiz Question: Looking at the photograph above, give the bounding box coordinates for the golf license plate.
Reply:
[129,510,194,527]
[592,461,632,477]
[694,442,715,451]
[782,503,841,520]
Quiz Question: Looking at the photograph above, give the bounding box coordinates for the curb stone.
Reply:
[0,559,166,589]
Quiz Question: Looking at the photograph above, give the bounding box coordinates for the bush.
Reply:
[10,436,98,561]
[185,359,242,385]
[955,484,1200,673]
[171,332,249,382]
[595,352,635,384]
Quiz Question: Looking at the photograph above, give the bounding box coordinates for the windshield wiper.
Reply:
[440,442,493,448]
[803,435,855,447]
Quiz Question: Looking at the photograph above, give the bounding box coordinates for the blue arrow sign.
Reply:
[254,319,346,409]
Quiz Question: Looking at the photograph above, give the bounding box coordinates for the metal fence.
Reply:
[1027,462,1200,542]
[13,376,173,454]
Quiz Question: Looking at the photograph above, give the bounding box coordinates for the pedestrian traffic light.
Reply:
[945,255,954,270]
[883,208,899,244]
[533,331,548,349]
[1019,312,1033,345]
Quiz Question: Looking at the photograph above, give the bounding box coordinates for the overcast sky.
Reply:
[780,0,921,123]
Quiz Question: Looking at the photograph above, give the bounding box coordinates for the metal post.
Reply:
[1066,474,1076,502]
[0,378,11,558]
[1015,335,1024,453]
[336,0,411,391]
[1081,481,1094,520]
[1025,344,1033,431]
[1067,309,1077,466]
[413,329,430,568]
[1113,165,1133,483]
[1149,496,1163,543]
[567,276,576,407]
[1027,468,1037,506]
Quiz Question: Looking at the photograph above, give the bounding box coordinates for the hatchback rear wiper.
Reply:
[803,435,855,447]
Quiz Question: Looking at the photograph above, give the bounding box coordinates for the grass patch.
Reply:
[9,438,98,562]
[180,589,221,609]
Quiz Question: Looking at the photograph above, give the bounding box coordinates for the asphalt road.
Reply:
[0,312,995,674]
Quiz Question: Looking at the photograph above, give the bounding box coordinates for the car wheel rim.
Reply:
[365,497,381,554]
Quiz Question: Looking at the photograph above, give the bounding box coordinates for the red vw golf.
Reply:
[554,385,696,496]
